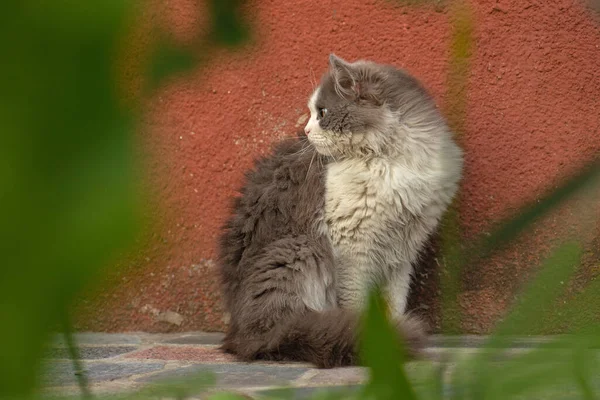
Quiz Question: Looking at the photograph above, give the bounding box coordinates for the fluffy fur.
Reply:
[219,54,463,368]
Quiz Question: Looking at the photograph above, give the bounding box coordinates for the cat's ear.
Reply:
[328,54,380,104]
[328,54,359,100]
[329,54,354,76]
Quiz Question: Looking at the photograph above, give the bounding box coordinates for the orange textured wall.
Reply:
[76,0,600,334]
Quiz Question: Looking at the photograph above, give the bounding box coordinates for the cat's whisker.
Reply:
[286,139,310,157]
[305,151,317,183]
[327,140,345,162]
[290,143,311,158]
[325,146,338,163]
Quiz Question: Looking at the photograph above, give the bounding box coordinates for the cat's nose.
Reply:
[304,126,311,136]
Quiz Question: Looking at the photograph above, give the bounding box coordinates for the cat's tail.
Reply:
[224,309,427,368]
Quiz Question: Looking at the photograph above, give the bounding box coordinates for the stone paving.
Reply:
[40,333,566,399]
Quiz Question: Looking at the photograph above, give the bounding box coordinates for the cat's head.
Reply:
[304,54,436,158]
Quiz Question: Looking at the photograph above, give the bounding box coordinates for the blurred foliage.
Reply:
[0,0,248,398]
[360,289,417,400]
[147,0,249,89]
[1,0,599,399]
[1,1,139,397]
[438,0,474,334]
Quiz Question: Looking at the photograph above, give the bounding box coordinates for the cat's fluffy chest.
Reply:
[324,158,427,252]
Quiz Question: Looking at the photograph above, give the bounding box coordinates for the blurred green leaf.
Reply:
[449,242,600,400]
[438,0,474,334]
[0,1,139,396]
[147,38,202,90]
[548,276,600,334]
[468,160,599,265]
[441,158,599,335]
[483,333,599,400]
[145,0,251,92]
[257,387,296,400]
[61,317,91,399]
[208,0,250,46]
[494,242,582,336]
[0,0,252,398]
[307,391,357,400]
[207,393,254,400]
[360,288,417,400]
[114,372,216,400]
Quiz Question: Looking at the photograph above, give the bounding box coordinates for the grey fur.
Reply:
[219,54,462,368]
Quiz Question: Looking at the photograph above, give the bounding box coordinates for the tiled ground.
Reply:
[40,333,573,399]
[43,332,368,398]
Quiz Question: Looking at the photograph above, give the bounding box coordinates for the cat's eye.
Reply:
[318,108,328,119]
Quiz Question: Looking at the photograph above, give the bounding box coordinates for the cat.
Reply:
[218,54,463,368]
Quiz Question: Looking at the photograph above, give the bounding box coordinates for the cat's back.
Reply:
[219,136,328,277]
[243,137,323,191]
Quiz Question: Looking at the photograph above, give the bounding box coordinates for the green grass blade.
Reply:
[360,288,418,400]
[450,242,588,399]
[466,161,599,265]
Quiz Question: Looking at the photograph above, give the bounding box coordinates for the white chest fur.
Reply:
[323,153,460,314]
[326,160,399,243]
[325,158,443,258]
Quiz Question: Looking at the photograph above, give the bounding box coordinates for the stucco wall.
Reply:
[75,0,600,333]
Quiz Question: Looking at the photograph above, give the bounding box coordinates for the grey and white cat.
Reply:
[219,54,463,368]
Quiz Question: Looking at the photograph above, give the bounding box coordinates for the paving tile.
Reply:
[137,364,309,389]
[42,361,165,386]
[45,346,138,360]
[296,367,367,386]
[125,345,236,362]
[51,333,142,346]
[40,334,588,398]
[161,332,225,345]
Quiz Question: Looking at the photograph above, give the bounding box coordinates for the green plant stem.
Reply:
[62,313,92,399]
[439,0,474,334]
